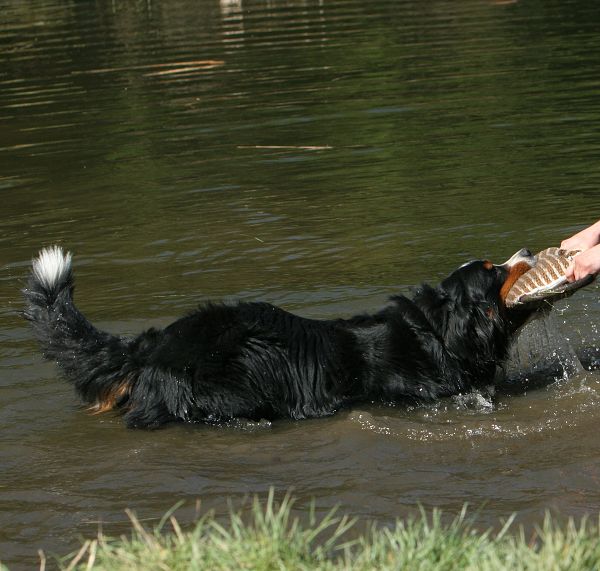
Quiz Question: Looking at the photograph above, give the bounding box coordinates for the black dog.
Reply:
[23,246,538,428]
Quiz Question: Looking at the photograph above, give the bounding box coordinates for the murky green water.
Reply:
[2,0,600,568]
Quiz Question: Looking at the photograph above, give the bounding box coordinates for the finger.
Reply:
[574,267,587,282]
[561,239,582,251]
[573,260,592,282]
[564,261,576,282]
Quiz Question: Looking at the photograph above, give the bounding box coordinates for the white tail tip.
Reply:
[32,246,73,289]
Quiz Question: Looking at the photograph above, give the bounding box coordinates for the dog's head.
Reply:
[440,248,538,330]
[416,248,539,384]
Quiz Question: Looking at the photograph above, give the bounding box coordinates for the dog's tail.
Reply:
[23,246,134,413]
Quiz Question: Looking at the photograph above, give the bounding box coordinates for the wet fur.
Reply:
[23,247,535,429]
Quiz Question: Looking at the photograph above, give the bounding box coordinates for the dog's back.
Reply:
[144,302,365,422]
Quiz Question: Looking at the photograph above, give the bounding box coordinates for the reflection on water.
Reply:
[2,0,600,568]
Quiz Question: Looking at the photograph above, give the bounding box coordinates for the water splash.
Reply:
[452,389,495,412]
[223,418,273,431]
[505,310,585,387]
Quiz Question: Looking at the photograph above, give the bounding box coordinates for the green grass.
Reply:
[24,492,600,570]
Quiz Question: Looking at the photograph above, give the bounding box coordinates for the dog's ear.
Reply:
[444,298,509,374]
[406,285,452,335]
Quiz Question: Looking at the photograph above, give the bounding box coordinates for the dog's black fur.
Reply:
[23,247,537,429]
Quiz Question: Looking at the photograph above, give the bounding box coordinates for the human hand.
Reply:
[561,220,600,252]
[565,244,600,282]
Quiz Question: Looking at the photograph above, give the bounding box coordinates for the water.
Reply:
[2,0,600,568]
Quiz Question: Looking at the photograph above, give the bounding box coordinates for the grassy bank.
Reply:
[27,493,600,570]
